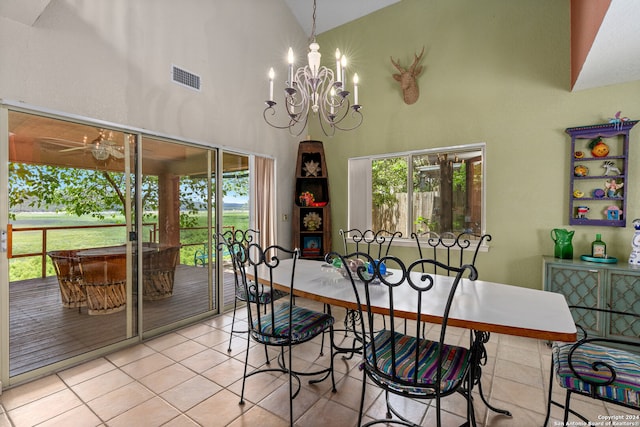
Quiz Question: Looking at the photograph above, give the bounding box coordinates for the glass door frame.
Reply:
[0,101,233,388]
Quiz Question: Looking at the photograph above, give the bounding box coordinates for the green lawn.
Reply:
[9,211,249,281]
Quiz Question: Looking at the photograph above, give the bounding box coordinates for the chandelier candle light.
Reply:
[263,0,363,137]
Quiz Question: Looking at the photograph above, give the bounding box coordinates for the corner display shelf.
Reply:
[292,140,331,260]
[567,120,638,227]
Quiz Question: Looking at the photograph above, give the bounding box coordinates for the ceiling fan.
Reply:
[41,129,125,161]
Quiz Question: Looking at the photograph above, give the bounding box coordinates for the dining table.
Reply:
[263,258,577,342]
[252,257,578,418]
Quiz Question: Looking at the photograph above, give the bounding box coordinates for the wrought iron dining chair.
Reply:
[340,228,403,259]
[410,231,492,275]
[233,242,336,426]
[338,228,403,343]
[326,250,478,427]
[543,306,640,426]
[216,229,286,354]
[409,231,501,418]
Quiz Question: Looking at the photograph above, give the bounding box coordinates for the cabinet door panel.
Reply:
[547,265,603,336]
[608,271,640,341]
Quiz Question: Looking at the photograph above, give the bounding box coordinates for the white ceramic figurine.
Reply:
[629,219,640,266]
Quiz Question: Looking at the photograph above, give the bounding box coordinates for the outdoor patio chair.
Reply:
[327,250,478,427]
[544,306,640,426]
[142,243,181,300]
[234,242,336,426]
[47,250,86,311]
[193,242,230,266]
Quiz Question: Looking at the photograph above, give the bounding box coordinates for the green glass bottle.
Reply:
[591,233,606,258]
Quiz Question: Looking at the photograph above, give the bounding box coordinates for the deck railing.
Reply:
[7,223,228,279]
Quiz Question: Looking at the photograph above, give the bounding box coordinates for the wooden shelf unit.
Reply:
[292,140,331,260]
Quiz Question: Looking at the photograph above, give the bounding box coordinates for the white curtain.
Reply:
[347,157,372,230]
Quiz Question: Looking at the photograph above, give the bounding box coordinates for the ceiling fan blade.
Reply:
[59,146,87,153]
[108,147,125,159]
[38,137,83,148]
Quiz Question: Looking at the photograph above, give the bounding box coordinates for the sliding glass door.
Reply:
[140,136,216,332]
[1,105,243,386]
[6,110,137,379]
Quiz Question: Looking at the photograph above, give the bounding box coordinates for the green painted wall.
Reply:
[313,0,640,289]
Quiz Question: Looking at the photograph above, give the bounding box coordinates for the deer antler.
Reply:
[390,56,403,72]
[409,46,425,74]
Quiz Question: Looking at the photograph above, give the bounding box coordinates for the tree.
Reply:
[8,163,248,228]
[372,158,407,209]
[371,158,408,230]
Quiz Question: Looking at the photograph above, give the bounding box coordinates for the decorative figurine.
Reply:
[573,190,584,198]
[592,188,605,198]
[589,137,610,157]
[602,160,622,176]
[609,111,630,131]
[303,212,322,231]
[605,205,623,220]
[576,206,590,219]
[574,151,584,159]
[629,219,640,266]
[303,160,321,177]
[299,191,314,206]
[604,179,624,197]
[574,165,588,177]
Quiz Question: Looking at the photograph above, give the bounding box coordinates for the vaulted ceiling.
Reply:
[1,0,639,91]
[284,0,640,92]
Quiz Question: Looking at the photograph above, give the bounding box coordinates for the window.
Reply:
[348,143,485,239]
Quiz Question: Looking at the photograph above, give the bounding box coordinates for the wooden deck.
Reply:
[9,265,236,377]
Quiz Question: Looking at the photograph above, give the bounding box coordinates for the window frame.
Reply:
[347,142,487,245]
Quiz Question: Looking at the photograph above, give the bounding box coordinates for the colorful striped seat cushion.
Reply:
[251,303,334,345]
[552,341,640,408]
[365,330,470,395]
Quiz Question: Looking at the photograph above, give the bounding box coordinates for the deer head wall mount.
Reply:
[390,47,425,105]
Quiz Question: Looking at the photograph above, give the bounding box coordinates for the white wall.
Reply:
[0,0,307,246]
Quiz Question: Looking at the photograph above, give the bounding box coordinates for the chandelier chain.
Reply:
[310,0,317,43]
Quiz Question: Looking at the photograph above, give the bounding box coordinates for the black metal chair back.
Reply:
[411,231,491,275]
[217,228,282,355]
[326,251,478,426]
[234,243,296,343]
[217,228,262,305]
[339,228,402,259]
[231,242,335,426]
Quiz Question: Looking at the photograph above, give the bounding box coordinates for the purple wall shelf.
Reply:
[566,120,638,227]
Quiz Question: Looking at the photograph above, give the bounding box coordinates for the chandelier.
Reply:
[263,0,362,137]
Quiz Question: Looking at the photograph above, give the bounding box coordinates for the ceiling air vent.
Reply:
[171,65,201,91]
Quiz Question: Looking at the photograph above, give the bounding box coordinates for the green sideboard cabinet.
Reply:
[543,256,640,345]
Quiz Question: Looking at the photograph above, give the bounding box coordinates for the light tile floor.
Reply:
[0,298,636,426]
